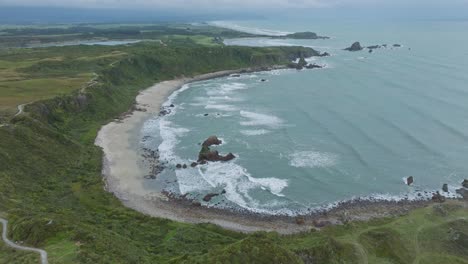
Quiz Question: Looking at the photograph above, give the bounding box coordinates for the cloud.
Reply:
[0,0,467,9]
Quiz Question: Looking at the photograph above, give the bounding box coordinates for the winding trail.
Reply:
[14,103,28,117]
[0,218,48,264]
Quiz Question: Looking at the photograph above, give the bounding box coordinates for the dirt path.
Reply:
[0,218,48,264]
[14,103,28,117]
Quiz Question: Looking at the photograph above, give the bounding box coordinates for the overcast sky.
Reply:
[1,0,468,10]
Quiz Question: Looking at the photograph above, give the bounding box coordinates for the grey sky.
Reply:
[1,0,468,9]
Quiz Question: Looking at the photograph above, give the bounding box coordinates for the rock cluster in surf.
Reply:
[198,136,236,163]
[344,42,404,52]
[288,56,325,70]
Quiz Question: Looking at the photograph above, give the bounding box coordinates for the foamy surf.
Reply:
[239,110,283,128]
[289,151,338,168]
[240,129,271,136]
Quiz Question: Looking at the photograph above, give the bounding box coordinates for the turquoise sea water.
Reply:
[141,16,468,215]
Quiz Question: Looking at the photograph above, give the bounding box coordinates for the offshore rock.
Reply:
[202,136,222,147]
[442,184,449,192]
[344,42,363,51]
[407,176,414,186]
[456,188,468,200]
[462,179,468,188]
[198,136,235,162]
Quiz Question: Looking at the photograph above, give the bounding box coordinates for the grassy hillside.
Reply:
[0,37,466,263]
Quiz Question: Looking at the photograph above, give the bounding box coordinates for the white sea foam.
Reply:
[240,111,283,128]
[206,82,248,96]
[162,83,191,107]
[176,168,212,194]
[289,151,338,168]
[205,104,238,112]
[198,161,289,210]
[157,119,190,164]
[240,129,271,136]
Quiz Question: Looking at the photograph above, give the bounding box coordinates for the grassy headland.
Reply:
[0,24,466,264]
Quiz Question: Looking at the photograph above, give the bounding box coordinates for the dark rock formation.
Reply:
[203,193,219,202]
[202,136,222,147]
[190,162,198,167]
[230,74,241,77]
[182,164,187,169]
[432,192,446,203]
[367,45,381,50]
[198,149,235,162]
[169,104,175,107]
[159,109,171,116]
[407,176,414,186]
[176,164,182,169]
[442,184,449,192]
[319,52,330,57]
[261,79,267,82]
[305,63,323,69]
[344,42,363,51]
[369,49,373,53]
[393,44,402,47]
[204,113,209,116]
[462,179,468,188]
[198,136,235,163]
[456,188,468,199]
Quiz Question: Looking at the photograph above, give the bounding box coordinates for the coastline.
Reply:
[95,68,440,234]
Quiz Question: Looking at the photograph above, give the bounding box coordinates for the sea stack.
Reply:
[198,136,235,162]
[344,42,363,51]
[406,176,414,186]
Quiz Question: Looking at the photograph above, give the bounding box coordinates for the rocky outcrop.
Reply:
[203,193,220,202]
[442,184,449,192]
[318,52,330,57]
[406,176,414,186]
[344,42,363,51]
[202,136,222,147]
[198,136,235,162]
[288,59,323,70]
[393,44,402,47]
[367,45,381,50]
[305,63,323,69]
[462,179,468,188]
[456,188,468,200]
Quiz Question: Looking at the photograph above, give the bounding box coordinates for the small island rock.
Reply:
[442,184,449,192]
[344,42,363,51]
[407,176,414,186]
[462,179,468,188]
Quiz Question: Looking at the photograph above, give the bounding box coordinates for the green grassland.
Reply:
[0,25,466,263]
[0,23,256,48]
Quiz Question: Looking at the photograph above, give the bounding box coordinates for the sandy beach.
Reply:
[95,69,436,234]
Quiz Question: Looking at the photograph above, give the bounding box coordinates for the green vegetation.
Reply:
[280,32,329,39]
[0,24,467,263]
[0,23,257,49]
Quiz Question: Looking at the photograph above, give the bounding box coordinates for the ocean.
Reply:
[140,15,468,215]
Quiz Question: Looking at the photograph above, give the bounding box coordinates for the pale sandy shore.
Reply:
[95,69,434,234]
